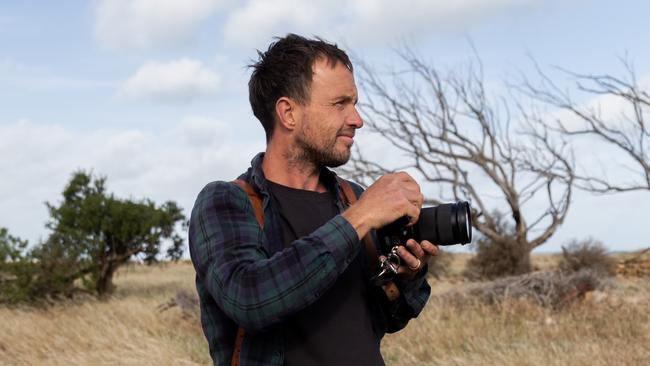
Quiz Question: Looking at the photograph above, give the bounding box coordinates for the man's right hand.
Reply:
[341,172,423,240]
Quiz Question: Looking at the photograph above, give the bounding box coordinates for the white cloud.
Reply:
[93,0,225,50]
[223,1,337,47]
[529,71,650,142]
[562,73,650,132]
[119,59,221,102]
[528,72,650,190]
[174,115,231,147]
[347,0,534,41]
[223,0,536,47]
[0,118,263,246]
[92,0,538,51]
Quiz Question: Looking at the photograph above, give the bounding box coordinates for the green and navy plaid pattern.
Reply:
[189,153,431,366]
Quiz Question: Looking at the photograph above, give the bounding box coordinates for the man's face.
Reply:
[294,58,363,168]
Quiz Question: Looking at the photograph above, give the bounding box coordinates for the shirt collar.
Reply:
[246,152,343,198]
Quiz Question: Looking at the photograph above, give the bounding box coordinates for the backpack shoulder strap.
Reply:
[336,177,380,269]
[229,179,263,366]
[232,179,264,227]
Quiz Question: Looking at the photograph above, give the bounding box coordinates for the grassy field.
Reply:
[0,256,648,366]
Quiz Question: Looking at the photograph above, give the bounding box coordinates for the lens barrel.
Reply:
[417,201,472,245]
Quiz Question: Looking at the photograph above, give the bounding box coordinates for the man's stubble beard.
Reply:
[292,125,351,170]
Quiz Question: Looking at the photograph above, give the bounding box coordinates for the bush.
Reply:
[463,238,532,280]
[0,171,186,304]
[462,211,532,280]
[43,171,186,296]
[559,238,616,276]
[0,228,27,262]
[0,228,40,303]
[1,228,89,304]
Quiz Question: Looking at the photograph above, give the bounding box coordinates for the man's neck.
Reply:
[262,141,326,192]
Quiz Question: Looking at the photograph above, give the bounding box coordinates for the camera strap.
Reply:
[335,177,401,302]
[335,177,379,268]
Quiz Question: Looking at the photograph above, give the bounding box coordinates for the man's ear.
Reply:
[275,97,299,131]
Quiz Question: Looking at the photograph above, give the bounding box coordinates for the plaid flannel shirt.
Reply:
[189,153,431,366]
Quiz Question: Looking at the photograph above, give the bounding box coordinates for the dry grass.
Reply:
[0,262,210,366]
[383,280,650,366]
[438,252,562,277]
[1,255,649,366]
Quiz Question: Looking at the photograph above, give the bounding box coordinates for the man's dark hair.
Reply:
[248,33,353,142]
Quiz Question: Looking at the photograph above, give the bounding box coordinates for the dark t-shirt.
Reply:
[266,180,384,366]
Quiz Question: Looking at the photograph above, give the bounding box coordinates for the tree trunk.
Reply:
[514,244,533,275]
[96,261,117,296]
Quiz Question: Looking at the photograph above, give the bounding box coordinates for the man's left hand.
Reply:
[393,239,439,278]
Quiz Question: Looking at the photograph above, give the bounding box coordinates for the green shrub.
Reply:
[1,228,84,303]
[0,228,37,303]
[0,171,186,304]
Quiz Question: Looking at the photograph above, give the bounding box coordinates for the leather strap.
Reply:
[335,177,380,270]
[234,179,264,227]
[381,282,400,302]
[335,177,401,301]
[230,179,264,366]
[230,327,245,366]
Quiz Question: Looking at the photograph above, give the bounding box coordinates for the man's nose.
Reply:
[348,107,363,128]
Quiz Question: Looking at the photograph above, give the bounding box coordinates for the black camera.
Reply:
[372,201,472,284]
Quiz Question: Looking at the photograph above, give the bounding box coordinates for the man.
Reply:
[189,34,438,366]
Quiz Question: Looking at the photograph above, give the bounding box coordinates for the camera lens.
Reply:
[417,201,472,245]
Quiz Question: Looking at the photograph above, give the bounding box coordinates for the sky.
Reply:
[1,0,649,254]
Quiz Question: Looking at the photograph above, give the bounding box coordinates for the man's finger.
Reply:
[404,204,420,225]
[396,245,421,271]
[395,171,416,183]
[405,239,425,259]
[420,240,439,256]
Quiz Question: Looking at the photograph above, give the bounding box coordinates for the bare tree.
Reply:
[519,58,650,193]
[341,51,575,274]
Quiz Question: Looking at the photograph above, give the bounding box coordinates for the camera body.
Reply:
[376,201,472,252]
[372,201,472,284]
